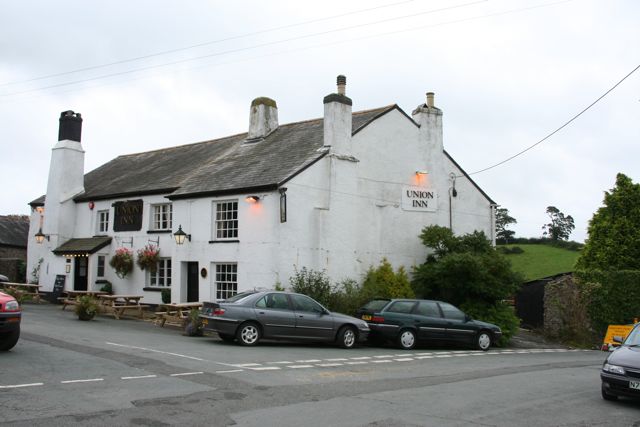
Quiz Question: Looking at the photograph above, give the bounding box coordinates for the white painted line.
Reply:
[394,354,412,357]
[394,358,413,362]
[350,356,371,360]
[234,363,262,367]
[216,369,244,374]
[415,353,434,356]
[296,359,322,363]
[267,361,293,364]
[372,359,392,364]
[435,355,452,358]
[121,375,157,380]
[0,382,44,389]
[326,358,348,362]
[454,354,471,357]
[61,378,104,384]
[287,365,314,369]
[249,366,281,371]
[106,342,207,362]
[345,361,368,365]
[316,363,343,367]
[373,355,394,359]
[170,372,204,377]
[415,355,434,359]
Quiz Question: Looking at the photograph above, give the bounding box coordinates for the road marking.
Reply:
[394,358,413,362]
[234,363,262,367]
[249,366,281,371]
[373,355,394,358]
[350,356,371,360]
[372,359,392,363]
[455,354,471,357]
[435,355,452,358]
[316,363,343,367]
[106,342,204,362]
[267,361,293,364]
[416,352,434,356]
[215,369,244,374]
[0,383,44,389]
[170,372,204,377]
[345,361,368,365]
[415,355,434,359]
[287,365,314,369]
[296,359,322,363]
[61,378,104,384]
[326,358,349,362]
[121,375,157,380]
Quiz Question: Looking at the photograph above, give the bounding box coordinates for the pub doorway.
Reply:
[187,262,199,302]
[74,256,88,291]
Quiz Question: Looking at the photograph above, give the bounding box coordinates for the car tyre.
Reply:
[0,327,20,351]
[476,331,492,351]
[337,326,357,349]
[397,329,416,350]
[236,322,260,346]
[218,333,235,343]
[601,384,618,401]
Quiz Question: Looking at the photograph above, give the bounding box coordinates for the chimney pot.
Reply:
[248,97,278,140]
[58,110,83,142]
[337,75,346,95]
[426,92,435,108]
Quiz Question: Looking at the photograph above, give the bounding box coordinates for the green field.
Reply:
[503,244,581,281]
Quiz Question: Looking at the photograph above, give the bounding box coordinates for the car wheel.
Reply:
[601,384,618,401]
[0,327,20,351]
[338,326,357,349]
[236,322,261,346]
[218,333,235,343]
[397,329,416,350]
[476,331,491,351]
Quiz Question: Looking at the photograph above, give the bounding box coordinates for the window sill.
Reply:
[147,230,172,234]
[143,287,169,292]
[208,239,240,244]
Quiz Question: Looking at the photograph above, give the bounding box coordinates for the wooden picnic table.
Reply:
[0,282,43,303]
[155,302,203,327]
[60,290,108,310]
[98,294,148,319]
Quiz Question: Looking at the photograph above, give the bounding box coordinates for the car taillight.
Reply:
[213,308,226,316]
[371,316,385,323]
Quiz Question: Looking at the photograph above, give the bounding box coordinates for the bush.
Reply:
[161,288,171,304]
[183,308,203,336]
[460,300,519,346]
[506,237,583,251]
[98,281,113,294]
[328,279,366,316]
[496,246,524,255]
[289,267,332,308]
[74,296,99,321]
[360,259,414,301]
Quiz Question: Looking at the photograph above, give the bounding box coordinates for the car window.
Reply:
[362,299,390,311]
[261,293,291,310]
[225,291,257,303]
[439,303,466,321]
[415,301,441,317]
[291,294,324,313]
[386,301,416,314]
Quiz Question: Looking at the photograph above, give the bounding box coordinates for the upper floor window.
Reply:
[152,204,172,230]
[214,201,238,240]
[97,210,109,234]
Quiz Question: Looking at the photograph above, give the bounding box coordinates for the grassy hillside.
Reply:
[502,244,580,281]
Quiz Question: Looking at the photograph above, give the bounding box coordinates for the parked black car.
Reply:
[199,291,369,348]
[357,298,502,350]
[601,322,640,401]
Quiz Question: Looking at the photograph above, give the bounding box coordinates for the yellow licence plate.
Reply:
[201,319,208,325]
[362,315,372,321]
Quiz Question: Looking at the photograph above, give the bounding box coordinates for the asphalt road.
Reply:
[1,304,639,426]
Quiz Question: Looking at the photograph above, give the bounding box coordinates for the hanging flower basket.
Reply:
[137,244,160,273]
[109,247,134,279]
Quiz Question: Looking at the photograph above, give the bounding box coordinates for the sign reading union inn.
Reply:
[112,199,143,231]
[401,186,437,212]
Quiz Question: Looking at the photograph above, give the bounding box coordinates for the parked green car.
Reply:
[356,299,501,351]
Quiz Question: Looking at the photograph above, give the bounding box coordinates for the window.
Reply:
[97,255,106,277]
[291,294,324,313]
[214,201,238,239]
[415,301,440,317]
[387,301,416,314]
[97,210,109,234]
[439,303,466,321]
[255,293,290,310]
[152,204,172,230]
[215,263,237,300]
[149,258,172,287]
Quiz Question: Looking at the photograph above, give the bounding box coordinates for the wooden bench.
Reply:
[155,303,203,327]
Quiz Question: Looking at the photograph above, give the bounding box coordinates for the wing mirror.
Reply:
[613,335,624,344]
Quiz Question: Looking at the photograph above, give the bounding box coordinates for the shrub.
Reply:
[328,279,366,316]
[496,246,524,255]
[361,259,414,301]
[161,288,171,304]
[183,308,203,336]
[110,248,133,279]
[98,281,113,294]
[461,300,519,346]
[289,267,332,308]
[74,296,99,321]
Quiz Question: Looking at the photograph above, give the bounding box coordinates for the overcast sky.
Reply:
[1,0,638,242]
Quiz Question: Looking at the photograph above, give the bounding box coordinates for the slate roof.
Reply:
[52,236,112,255]
[0,215,30,248]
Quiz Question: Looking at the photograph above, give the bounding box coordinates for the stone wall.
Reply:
[0,246,27,261]
[0,258,25,282]
[543,274,592,343]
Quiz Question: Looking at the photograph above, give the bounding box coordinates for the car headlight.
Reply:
[4,300,20,311]
[603,363,626,375]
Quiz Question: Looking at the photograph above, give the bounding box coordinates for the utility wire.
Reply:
[0,0,471,88]
[467,62,640,176]
[0,0,486,97]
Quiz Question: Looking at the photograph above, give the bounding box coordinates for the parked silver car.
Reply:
[199,291,369,348]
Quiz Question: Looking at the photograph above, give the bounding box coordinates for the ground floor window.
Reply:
[149,258,172,287]
[97,255,106,277]
[215,263,237,300]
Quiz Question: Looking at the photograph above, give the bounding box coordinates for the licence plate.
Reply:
[201,319,208,325]
[361,315,372,321]
[630,380,640,390]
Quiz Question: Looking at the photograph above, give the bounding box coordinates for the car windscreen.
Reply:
[624,325,640,346]
[361,299,390,311]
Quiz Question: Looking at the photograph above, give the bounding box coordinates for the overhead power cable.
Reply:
[467,62,640,176]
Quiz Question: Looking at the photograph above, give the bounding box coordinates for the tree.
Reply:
[577,173,640,271]
[542,206,575,241]
[495,207,517,243]
[412,226,522,345]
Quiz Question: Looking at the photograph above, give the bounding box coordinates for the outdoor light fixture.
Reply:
[415,170,428,175]
[245,195,260,203]
[173,225,191,245]
[34,228,49,244]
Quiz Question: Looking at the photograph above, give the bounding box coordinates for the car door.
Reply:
[439,302,477,343]
[381,300,417,335]
[253,293,297,338]
[413,300,448,341]
[290,294,334,340]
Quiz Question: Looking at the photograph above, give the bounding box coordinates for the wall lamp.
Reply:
[34,228,49,244]
[245,195,260,203]
[174,225,191,245]
[415,170,428,175]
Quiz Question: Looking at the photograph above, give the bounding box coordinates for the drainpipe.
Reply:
[448,173,457,231]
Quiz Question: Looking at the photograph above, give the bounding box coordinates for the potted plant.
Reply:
[109,248,134,279]
[136,244,160,273]
[74,296,99,321]
[183,308,203,337]
[161,288,171,304]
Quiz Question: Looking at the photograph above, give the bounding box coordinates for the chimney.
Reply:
[426,92,435,109]
[412,91,444,164]
[323,75,352,154]
[58,110,83,142]
[247,97,278,140]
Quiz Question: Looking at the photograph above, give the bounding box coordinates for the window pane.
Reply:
[215,263,237,300]
[439,303,466,321]
[292,295,322,313]
[387,301,416,314]
[97,256,105,277]
[416,301,440,317]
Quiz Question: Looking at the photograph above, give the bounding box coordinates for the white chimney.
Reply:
[323,75,352,155]
[248,97,278,140]
[412,91,443,154]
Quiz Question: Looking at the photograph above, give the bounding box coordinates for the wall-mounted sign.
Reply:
[401,186,437,212]
[112,199,143,231]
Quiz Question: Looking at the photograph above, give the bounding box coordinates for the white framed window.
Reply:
[215,263,237,300]
[97,210,109,234]
[213,200,238,240]
[97,255,106,277]
[151,204,172,230]
[149,258,172,287]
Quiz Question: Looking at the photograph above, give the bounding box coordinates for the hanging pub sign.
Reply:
[401,186,437,212]
[112,199,143,231]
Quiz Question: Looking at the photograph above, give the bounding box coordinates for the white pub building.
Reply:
[27,76,496,304]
